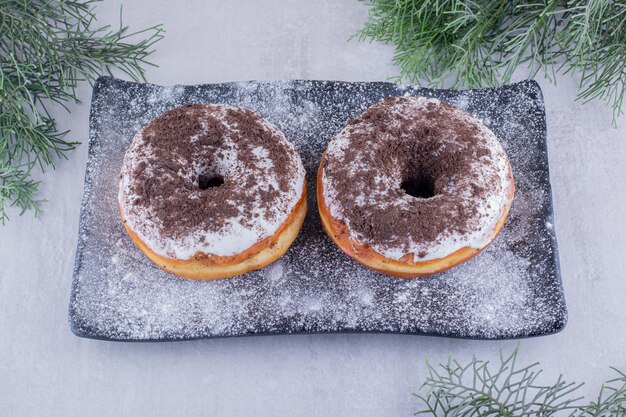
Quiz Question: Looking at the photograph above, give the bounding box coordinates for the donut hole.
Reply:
[197,173,224,190]
[401,174,436,199]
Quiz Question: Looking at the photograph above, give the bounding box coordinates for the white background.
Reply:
[1,1,624,415]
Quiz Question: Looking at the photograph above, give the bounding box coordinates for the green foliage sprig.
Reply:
[356,0,625,125]
[0,0,163,223]
[416,348,626,416]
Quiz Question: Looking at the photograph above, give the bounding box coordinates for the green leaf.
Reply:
[355,0,625,126]
[0,0,164,222]
[413,347,626,416]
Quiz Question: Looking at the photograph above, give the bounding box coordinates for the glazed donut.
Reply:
[317,96,514,278]
[119,103,306,280]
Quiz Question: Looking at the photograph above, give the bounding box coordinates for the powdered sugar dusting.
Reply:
[70,77,566,341]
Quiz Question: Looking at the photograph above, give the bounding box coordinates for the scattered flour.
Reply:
[69,77,566,341]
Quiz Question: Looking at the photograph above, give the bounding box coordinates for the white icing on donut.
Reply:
[119,104,305,259]
[322,96,514,262]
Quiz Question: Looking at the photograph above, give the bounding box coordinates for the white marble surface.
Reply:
[0,1,624,415]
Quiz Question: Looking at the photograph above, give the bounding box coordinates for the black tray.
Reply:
[69,76,566,341]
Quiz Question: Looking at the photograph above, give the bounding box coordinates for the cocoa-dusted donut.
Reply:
[119,103,306,280]
[317,96,515,278]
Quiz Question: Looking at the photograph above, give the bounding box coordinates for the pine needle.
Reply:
[414,348,626,416]
[355,0,625,126]
[0,0,163,223]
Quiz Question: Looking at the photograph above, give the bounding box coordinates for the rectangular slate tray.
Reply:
[69,76,566,341]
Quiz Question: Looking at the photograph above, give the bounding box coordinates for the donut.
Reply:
[119,103,307,280]
[317,96,515,278]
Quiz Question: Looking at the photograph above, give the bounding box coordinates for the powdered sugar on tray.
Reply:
[69,77,566,341]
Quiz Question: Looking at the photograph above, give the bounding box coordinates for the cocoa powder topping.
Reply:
[119,103,305,258]
[322,96,511,260]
